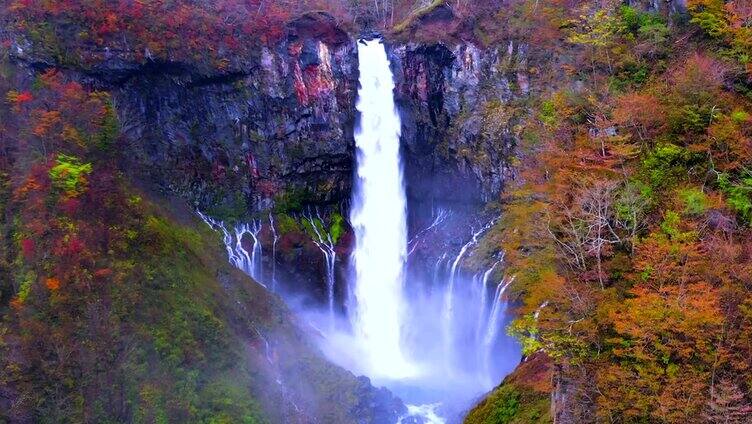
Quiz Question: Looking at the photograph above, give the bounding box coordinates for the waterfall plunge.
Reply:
[199,38,521,422]
[349,39,414,379]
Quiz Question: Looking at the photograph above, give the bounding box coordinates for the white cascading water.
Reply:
[482,275,515,384]
[234,222,263,281]
[349,38,414,378]
[441,221,495,369]
[305,211,337,326]
[197,211,266,286]
[269,212,279,292]
[475,258,501,342]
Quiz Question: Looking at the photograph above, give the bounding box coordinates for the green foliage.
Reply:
[730,110,750,124]
[465,382,551,424]
[692,11,728,38]
[660,210,682,238]
[641,144,702,189]
[660,210,698,242]
[301,216,323,240]
[48,154,92,197]
[328,212,345,245]
[619,6,669,44]
[508,315,542,357]
[567,10,619,48]
[669,104,719,134]
[207,192,247,223]
[487,386,520,423]
[144,215,203,256]
[198,380,267,424]
[539,100,557,126]
[275,213,301,235]
[16,271,36,304]
[273,187,312,214]
[718,172,752,225]
[620,6,658,33]
[678,187,708,215]
[609,61,650,92]
[301,213,345,245]
[689,1,729,38]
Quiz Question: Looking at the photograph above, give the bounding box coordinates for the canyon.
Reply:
[5,0,750,423]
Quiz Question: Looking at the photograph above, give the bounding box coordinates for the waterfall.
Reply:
[442,221,495,368]
[475,258,502,343]
[234,222,263,282]
[349,38,414,378]
[482,276,515,381]
[305,211,337,325]
[197,211,265,286]
[432,253,448,292]
[534,301,549,320]
[200,38,523,421]
[407,208,451,256]
[269,212,279,292]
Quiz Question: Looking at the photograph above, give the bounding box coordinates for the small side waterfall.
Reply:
[234,222,263,282]
[442,221,495,368]
[199,209,339,313]
[198,211,266,287]
[475,257,502,342]
[304,212,337,325]
[534,301,549,320]
[407,208,451,256]
[482,275,515,382]
[269,212,279,292]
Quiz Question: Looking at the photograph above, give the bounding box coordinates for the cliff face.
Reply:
[70,14,526,219]
[110,13,358,216]
[44,13,529,305]
[392,41,524,207]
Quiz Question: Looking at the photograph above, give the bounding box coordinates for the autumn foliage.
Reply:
[492,1,752,421]
[0,0,480,68]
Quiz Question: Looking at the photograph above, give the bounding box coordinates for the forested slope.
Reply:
[467,1,752,422]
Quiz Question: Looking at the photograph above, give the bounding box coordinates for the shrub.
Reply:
[718,172,752,225]
[275,214,301,235]
[688,0,729,38]
[678,187,708,215]
[273,188,312,214]
[660,210,682,239]
[641,144,702,189]
[329,212,345,244]
[48,154,92,198]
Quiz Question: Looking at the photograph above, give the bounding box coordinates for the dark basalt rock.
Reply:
[389,40,524,208]
[108,33,528,306]
[110,13,359,215]
[106,32,526,222]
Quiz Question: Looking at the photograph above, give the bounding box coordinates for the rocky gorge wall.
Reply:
[77,13,528,222]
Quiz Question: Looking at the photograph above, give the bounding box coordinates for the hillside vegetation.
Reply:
[468,0,752,422]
